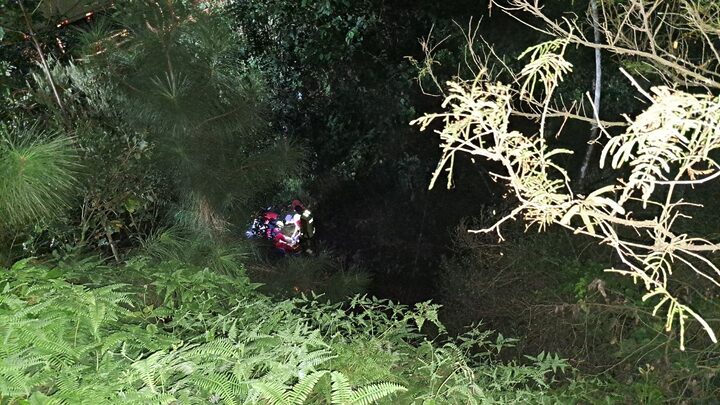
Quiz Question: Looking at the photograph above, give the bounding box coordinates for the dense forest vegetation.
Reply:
[1,0,720,403]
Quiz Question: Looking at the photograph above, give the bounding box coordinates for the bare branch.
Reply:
[412,6,720,346]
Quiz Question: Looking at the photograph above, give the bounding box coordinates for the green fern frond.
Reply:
[288,370,328,404]
[131,351,166,393]
[54,367,82,395]
[253,380,291,405]
[349,382,407,405]
[330,371,353,405]
[298,349,336,371]
[0,366,32,397]
[189,338,238,361]
[8,296,59,321]
[120,392,179,405]
[101,332,134,354]
[191,371,238,405]
[329,372,406,405]
[15,327,77,361]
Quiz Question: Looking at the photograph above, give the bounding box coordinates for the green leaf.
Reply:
[350,382,407,405]
[11,258,35,271]
[288,370,328,404]
[331,371,353,404]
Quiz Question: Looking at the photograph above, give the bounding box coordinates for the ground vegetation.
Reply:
[1,0,719,402]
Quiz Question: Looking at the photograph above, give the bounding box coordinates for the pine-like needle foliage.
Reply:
[78,1,306,220]
[0,126,80,231]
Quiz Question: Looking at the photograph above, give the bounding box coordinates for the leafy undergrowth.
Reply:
[438,222,720,402]
[0,256,611,404]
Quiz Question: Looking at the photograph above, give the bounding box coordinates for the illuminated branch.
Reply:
[411,5,720,347]
[495,0,720,89]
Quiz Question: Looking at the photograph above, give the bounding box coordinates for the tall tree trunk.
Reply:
[18,0,65,114]
[578,0,602,189]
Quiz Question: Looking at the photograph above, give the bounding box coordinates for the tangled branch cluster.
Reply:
[412,1,720,349]
[500,0,720,89]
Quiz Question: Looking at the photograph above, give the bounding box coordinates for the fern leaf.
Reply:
[191,371,238,405]
[131,352,165,393]
[189,338,237,361]
[288,370,328,404]
[350,382,407,405]
[0,367,31,397]
[298,349,336,370]
[253,380,291,405]
[100,332,133,354]
[330,371,353,405]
